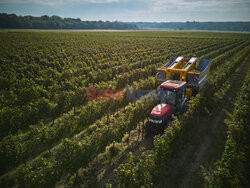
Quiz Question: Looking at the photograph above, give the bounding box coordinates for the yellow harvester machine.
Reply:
[156,56,212,99]
[145,57,211,135]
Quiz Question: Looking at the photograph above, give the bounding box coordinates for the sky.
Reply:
[0,0,250,22]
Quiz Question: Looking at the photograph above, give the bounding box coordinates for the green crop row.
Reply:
[0,80,158,187]
[196,40,242,57]
[209,71,250,188]
[208,41,249,70]
[0,64,159,175]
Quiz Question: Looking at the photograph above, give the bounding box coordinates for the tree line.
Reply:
[132,21,250,32]
[0,13,138,30]
[1,13,249,31]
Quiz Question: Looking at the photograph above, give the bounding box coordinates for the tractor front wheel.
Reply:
[144,121,152,137]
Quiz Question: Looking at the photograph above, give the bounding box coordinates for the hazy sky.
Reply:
[0,0,250,22]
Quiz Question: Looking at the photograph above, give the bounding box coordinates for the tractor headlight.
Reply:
[149,119,162,124]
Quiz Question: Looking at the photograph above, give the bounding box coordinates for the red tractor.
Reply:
[145,80,187,135]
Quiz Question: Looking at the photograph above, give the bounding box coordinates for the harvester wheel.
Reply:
[180,101,188,114]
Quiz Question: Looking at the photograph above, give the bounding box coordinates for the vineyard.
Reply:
[0,30,249,187]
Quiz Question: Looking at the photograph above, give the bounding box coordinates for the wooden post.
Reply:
[138,123,141,142]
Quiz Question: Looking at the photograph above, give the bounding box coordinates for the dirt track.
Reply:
[97,124,154,187]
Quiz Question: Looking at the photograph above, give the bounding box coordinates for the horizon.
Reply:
[0,0,250,22]
[1,12,250,23]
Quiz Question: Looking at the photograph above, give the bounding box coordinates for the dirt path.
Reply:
[181,59,250,187]
[180,109,224,187]
[86,123,154,188]
[98,137,153,187]
[98,132,154,186]
[156,58,250,188]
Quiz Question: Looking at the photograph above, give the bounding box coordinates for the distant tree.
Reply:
[0,13,138,30]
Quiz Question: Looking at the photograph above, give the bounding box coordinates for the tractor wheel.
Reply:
[159,120,168,135]
[163,120,169,129]
[144,121,152,137]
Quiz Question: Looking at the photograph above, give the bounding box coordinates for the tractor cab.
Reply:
[146,80,187,135]
[159,80,187,112]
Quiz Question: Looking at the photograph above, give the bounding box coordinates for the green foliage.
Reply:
[209,72,250,188]
[0,31,249,187]
[116,151,155,188]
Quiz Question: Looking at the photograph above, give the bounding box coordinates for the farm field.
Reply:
[0,30,249,187]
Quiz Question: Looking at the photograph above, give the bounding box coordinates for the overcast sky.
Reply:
[0,0,250,22]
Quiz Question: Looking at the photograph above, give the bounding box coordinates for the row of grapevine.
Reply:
[203,41,249,70]
[196,40,243,57]
[209,71,250,187]
[0,75,157,175]
[0,87,158,187]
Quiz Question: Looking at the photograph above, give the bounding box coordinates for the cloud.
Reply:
[0,0,249,21]
[0,0,119,6]
[151,0,250,11]
[1,0,248,9]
